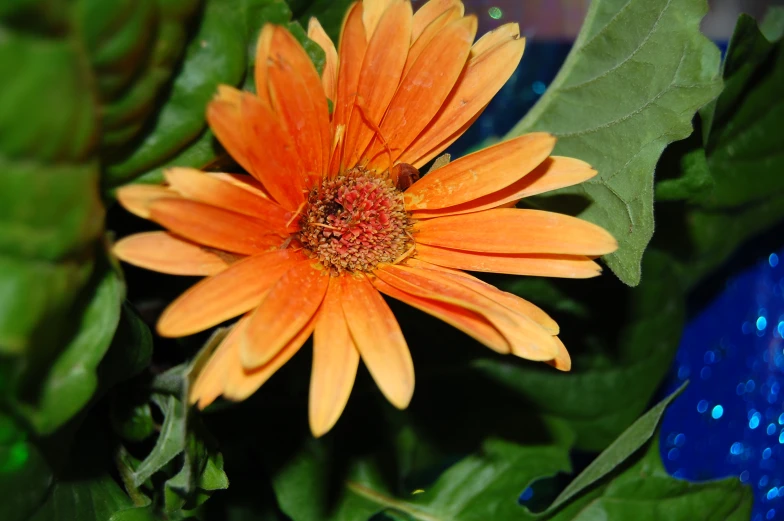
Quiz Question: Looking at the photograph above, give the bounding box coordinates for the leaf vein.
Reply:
[556,47,687,138]
[560,0,673,92]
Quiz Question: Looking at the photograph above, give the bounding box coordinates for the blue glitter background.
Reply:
[660,250,784,521]
[440,3,784,515]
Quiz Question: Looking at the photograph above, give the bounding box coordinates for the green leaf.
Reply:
[28,473,155,521]
[271,381,687,521]
[545,382,687,513]
[98,302,155,391]
[79,0,200,151]
[480,251,685,450]
[130,334,229,513]
[400,441,569,521]
[760,6,784,41]
[23,418,157,521]
[12,262,124,435]
[653,12,784,286]
[111,401,155,443]
[506,0,722,285]
[696,14,784,208]
[132,394,188,487]
[0,412,53,521]
[0,13,103,357]
[103,0,315,186]
[7,263,152,436]
[130,128,225,186]
[164,443,229,512]
[654,148,714,202]
[558,436,752,521]
[678,198,784,285]
[103,0,248,186]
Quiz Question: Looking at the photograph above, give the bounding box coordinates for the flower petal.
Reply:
[165,167,295,233]
[332,2,367,174]
[209,173,270,199]
[239,90,308,210]
[254,25,275,106]
[190,315,250,408]
[113,231,231,276]
[362,0,396,39]
[241,261,329,368]
[342,0,412,170]
[309,277,360,437]
[414,208,618,255]
[414,244,604,278]
[399,23,525,167]
[116,184,180,219]
[404,133,555,210]
[545,337,571,371]
[410,156,597,218]
[208,85,307,210]
[405,5,463,77]
[267,26,331,184]
[365,16,477,172]
[403,258,559,334]
[223,314,317,402]
[376,265,558,360]
[149,198,286,255]
[341,273,414,409]
[157,250,303,337]
[372,275,509,354]
[411,0,464,41]
[194,312,318,405]
[206,85,257,176]
[308,17,339,103]
[470,21,520,56]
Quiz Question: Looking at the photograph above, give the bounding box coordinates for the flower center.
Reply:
[299,168,413,273]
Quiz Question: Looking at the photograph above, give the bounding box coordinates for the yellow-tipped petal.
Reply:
[309,278,360,437]
[116,184,179,219]
[341,274,414,409]
[113,231,231,276]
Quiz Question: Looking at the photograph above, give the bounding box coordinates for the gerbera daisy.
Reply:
[113,0,617,436]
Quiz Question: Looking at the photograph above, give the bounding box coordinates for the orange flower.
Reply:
[114,0,617,437]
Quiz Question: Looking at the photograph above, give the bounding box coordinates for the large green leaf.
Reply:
[98,302,155,393]
[478,251,685,451]
[269,383,689,521]
[507,0,722,285]
[6,256,153,436]
[654,10,784,286]
[105,0,314,187]
[545,382,686,513]
[700,14,784,208]
[13,262,124,435]
[103,0,249,186]
[78,0,200,151]
[556,437,752,521]
[0,9,103,357]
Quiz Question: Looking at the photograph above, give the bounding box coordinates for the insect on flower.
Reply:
[113,0,617,437]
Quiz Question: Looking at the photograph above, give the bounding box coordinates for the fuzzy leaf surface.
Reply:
[507,0,722,285]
